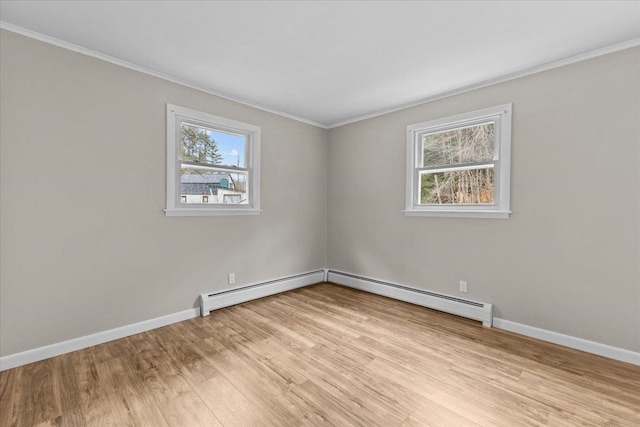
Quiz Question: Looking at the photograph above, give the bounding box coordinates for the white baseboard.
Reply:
[493,318,640,366]
[1,270,325,372]
[200,269,325,316]
[3,269,638,371]
[0,307,200,372]
[328,270,493,327]
[327,270,639,366]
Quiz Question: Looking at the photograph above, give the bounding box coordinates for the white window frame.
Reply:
[405,104,512,219]
[165,104,261,216]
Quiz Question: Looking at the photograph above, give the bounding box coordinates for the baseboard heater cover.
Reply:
[327,270,493,327]
[200,270,325,316]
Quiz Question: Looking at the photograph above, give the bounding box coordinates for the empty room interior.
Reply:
[1,1,639,426]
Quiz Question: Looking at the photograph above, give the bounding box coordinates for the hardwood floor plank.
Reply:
[92,357,139,426]
[152,324,218,387]
[516,369,640,424]
[68,350,118,426]
[52,355,88,427]
[233,304,316,350]
[299,344,408,425]
[160,390,223,427]
[209,345,309,425]
[0,366,20,427]
[368,357,498,425]
[284,382,365,426]
[17,358,63,426]
[302,340,480,426]
[194,371,274,427]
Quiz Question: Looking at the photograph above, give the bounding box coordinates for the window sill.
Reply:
[165,208,262,217]
[403,209,510,219]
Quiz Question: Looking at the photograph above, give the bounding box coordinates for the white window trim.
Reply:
[165,104,261,216]
[404,104,512,219]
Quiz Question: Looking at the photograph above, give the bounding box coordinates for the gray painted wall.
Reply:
[328,47,640,352]
[1,29,638,356]
[0,31,328,356]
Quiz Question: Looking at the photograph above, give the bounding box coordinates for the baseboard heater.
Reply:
[199,269,325,316]
[327,270,493,327]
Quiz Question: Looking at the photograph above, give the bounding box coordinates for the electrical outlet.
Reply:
[459,280,468,293]
[228,273,236,285]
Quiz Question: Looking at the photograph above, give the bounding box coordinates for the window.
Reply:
[405,104,512,218]
[165,104,261,216]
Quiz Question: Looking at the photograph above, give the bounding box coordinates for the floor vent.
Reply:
[199,270,325,316]
[327,270,493,327]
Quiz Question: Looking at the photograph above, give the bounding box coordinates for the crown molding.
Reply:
[0,21,328,129]
[327,38,640,129]
[2,21,638,130]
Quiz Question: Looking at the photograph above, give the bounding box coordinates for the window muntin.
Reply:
[166,104,260,216]
[178,121,248,206]
[405,104,511,218]
[418,121,496,206]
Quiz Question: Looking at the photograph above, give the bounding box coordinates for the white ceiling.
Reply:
[1,1,639,127]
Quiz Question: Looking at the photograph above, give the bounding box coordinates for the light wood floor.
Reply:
[1,283,639,426]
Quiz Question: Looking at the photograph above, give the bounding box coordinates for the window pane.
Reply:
[180,123,246,168]
[180,167,248,204]
[422,122,494,166]
[420,168,494,204]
